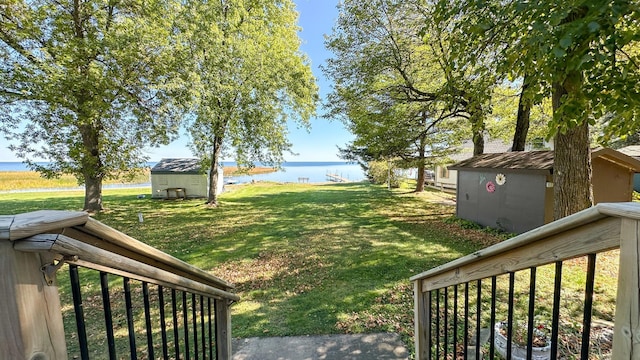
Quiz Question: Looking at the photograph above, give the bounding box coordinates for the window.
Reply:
[440,166,449,179]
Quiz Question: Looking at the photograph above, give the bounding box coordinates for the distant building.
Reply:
[450,148,640,234]
[434,139,511,191]
[150,158,223,199]
[617,145,640,192]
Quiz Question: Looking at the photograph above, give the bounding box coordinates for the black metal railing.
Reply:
[423,256,601,359]
[69,266,225,359]
[0,210,238,360]
[412,203,640,359]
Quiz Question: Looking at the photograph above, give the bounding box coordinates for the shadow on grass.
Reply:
[1,183,490,355]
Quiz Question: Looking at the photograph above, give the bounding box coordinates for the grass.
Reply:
[0,182,619,359]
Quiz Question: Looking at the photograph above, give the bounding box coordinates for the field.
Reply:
[0,182,619,358]
[0,166,275,191]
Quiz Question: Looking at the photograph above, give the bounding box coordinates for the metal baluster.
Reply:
[192,293,199,360]
[200,295,206,359]
[123,277,138,360]
[143,282,154,360]
[172,289,181,358]
[507,272,515,360]
[183,291,191,360]
[581,254,597,360]
[70,264,90,360]
[526,267,537,359]
[208,297,214,360]
[476,279,481,360]
[159,285,169,360]
[453,285,458,359]
[489,276,497,359]
[550,261,563,359]
[100,272,117,360]
[444,287,449,358]
[436,288,440,359]
[214,299,219,359]
[464,282,469,360]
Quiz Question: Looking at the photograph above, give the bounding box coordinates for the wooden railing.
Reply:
[411,202,640,359]
[0,210,239,360]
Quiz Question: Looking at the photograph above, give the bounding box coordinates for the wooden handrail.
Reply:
[411,202,640,359]
[15,233,239,301]
[0,210,238,360]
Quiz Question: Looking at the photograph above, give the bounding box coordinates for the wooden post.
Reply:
[0,241,68,359]
[612,218,640,358]
[414,280,431,360]
[215,298,232,360]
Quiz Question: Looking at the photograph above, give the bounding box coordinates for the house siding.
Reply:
[456,170,547,234]
[151,173,209,198]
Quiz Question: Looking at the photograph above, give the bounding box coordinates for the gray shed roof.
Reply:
[449,148,640,173]
[449,151,554,172]
[151,158,202,174]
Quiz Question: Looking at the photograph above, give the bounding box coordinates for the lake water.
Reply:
[0,161,367,185]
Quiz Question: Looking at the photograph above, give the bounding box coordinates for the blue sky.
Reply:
[1,0,352,162]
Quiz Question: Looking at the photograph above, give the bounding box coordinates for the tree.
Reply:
[0,0,188,211]
[436,0,640,219]
[181,0,318,206]
[324,0,491,192]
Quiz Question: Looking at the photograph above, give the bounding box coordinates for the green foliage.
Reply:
[437,0,640,139]
[0,0,190,210]
[487,84,553,148]
[367,160,401,187]
[323,0,490,191]
[180,0,318,203]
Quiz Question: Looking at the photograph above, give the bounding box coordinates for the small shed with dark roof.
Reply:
[150,158,223,199]
[449,148,640,234]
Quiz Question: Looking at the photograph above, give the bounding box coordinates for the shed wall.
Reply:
[151,174,208,198]
[592,158,634,203]
[456,170,547,234]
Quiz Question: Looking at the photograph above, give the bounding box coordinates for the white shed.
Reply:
[150,158,223,199]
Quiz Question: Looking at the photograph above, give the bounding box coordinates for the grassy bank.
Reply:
[0,183,618,358]
[0,166,275,191]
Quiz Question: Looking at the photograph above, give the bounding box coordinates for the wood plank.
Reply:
[421,217,621,291]
[79,217,235,290]
[0,241,67,359]
[0,215,14,240]
[612,218,640,359]
[61,227,234,293]
[17,234,239,302]
[411,205,612,282]
[8,210,88,241]
[216,298,232,360]
[413,280,430,360]
[597,202,640,221]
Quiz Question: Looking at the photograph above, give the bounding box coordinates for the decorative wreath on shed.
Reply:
[486,181,496,193]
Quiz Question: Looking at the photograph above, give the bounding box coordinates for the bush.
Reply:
[367,160,400,187]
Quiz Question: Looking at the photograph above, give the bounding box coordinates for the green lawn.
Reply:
[0,182,618,358]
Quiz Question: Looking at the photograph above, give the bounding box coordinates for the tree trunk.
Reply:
[79,123,104,212]
[207,135,224,206]
[552,76,593,220]
[512,75,531,151]
[415,138,426,193]
[84,174,103,212]
[469,101,485,155]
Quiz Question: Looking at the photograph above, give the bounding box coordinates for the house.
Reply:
[617,145,640,192]
[449,148,640,234]
[150,158,224,199]
[434,139,512,190]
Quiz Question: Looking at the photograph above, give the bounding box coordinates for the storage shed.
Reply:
[449,148,640,234]
[150,158,223,199]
